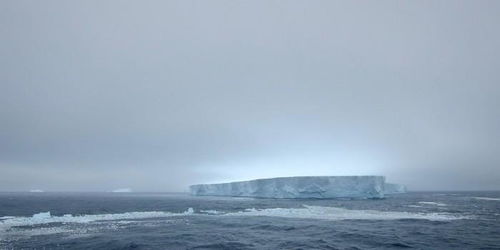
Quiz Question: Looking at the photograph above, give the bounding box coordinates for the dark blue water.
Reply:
[1,192,499,249]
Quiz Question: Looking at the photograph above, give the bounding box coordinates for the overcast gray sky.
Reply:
[1,0,500,192]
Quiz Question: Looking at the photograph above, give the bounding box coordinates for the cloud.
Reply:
[1,0,499,191]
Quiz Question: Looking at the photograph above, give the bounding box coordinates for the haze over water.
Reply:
[1,0,500,192]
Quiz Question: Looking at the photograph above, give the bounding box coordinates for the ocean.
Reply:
[0,191,499,249]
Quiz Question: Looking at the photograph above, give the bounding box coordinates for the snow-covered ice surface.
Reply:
[0,209,194,231]
[190,176,385,199]
[223,205,469,221]
[0,208,195,242]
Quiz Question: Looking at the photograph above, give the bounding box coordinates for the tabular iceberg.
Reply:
[190,176,385,199]
[384,183,407,194]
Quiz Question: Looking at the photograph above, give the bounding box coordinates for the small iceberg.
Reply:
[111,188,132,193]
[32,211,51,220]
[29,189,44,193]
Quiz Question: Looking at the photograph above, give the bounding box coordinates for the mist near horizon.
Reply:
[1,0,500,192]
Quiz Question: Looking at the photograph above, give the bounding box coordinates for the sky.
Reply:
[1,0,500,192]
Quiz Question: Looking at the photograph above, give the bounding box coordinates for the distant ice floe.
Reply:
[0,204,471,238]
[0,208,194,234]
[223,205,469,221]
[472,197,500,201]
[111,188,132,193]
[417,201,447,206]
[29,189,44,193]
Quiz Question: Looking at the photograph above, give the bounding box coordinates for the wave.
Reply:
[222,205,469,221]
[417,201,447,206]
[407,205,423,208]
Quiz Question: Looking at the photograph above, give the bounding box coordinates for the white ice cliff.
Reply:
[190,176,386,199]
[384,183,407,194]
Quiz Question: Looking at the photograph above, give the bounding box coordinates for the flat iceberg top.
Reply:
[190,176,385,199]
[208,175,383,183]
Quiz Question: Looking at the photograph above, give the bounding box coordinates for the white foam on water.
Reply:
[6,225,94,238]
[0,216,16,220]
[223,205,470,221]
[200,210,224,215]
[472,197,500,201]
[418,202,447,206]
